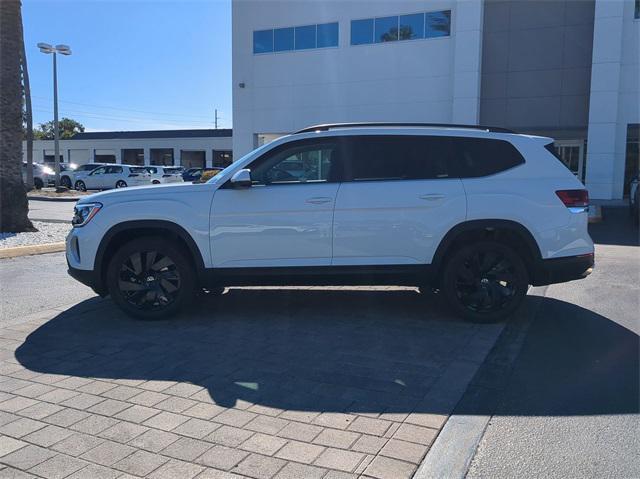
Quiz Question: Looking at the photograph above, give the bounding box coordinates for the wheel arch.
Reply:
[431,219,542,284]
[93,220,205,294]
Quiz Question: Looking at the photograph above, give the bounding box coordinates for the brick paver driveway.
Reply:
[0,287,502,478]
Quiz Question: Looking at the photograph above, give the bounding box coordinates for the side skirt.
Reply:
[201,264,435,288]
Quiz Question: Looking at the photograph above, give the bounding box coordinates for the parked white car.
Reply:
[74,164,152,191]
[66,122,594,322]
[144,166,184,184]
[22,162,54,189]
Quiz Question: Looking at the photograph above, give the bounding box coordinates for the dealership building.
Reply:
[22,129,233,169]
[232,0,639,200]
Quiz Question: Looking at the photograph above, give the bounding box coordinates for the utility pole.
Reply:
[214,109,219,129]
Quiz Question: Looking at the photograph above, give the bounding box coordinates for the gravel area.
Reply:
[0,221,71,249]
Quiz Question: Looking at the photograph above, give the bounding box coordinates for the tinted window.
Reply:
[250,141,340,185]
[425,10,451,38]
[295,24,316,50]
[90,167,106,175]
[274,27,294,51]
[375,16,398,43]
[351,18,373,45]
[145,167,158,174]
[107,166,123,174]
[129,167,146,174]
[455,138,524,177]
[253,29,273,53]
[400,13,424,40]
[316,22,338,48]
[346,136,455,181]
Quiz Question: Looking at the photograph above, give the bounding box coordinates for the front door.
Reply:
[211,138,343,268]
[332,135,467,265]
[84,166,107,189]
[555,140,585,183]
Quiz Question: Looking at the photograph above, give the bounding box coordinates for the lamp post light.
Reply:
[38,42,71,188]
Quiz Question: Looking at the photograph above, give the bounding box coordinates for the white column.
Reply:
[451,0,484,124]
[585,0,625,200]
[173,148,180,166]
[114,149,122,164]
[144,148,151,166]
[205,149,213,168]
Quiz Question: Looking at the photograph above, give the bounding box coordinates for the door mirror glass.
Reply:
[230,169,252,188]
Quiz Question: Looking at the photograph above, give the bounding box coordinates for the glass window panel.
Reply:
[375,16,399,43]
[295,24,316,50]
[274,27,294,51]
[351,18,374,45]
[399,13,424,40]
[317,22,339,48]
[425,10,451,38]
[253,29,273,53]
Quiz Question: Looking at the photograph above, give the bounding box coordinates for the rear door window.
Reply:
[344,135,455,181]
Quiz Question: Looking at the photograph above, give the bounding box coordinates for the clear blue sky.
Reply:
[23,0,232,132]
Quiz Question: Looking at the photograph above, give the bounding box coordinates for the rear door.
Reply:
[332,134,467,265]
[102,165,124,188]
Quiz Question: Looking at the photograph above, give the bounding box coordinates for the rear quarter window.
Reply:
[455,138,525,178]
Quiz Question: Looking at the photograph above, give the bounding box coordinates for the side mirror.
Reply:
[230,169,252,188]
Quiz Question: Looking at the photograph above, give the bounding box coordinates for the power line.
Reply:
[31,95,220,121]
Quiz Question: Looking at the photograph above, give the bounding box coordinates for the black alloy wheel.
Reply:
[74,180,86,191]
[61,176,72,188]
[107,237,195,319]
[443,242,528,322]
[115,180,127,188]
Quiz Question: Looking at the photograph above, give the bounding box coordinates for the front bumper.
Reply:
[67,262,106,296]
[531,253,594,286]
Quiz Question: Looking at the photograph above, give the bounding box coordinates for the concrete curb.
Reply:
[0,242,66,259]
[28,195,80,202]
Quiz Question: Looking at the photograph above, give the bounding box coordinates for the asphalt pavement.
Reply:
[28,199,76,223]
[466,208,639,478]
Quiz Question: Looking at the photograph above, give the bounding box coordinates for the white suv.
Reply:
[66,123,594,321]
[74,164,152,191]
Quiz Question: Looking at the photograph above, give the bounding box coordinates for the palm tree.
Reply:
[19,4,33,190]
[0,0,34,232]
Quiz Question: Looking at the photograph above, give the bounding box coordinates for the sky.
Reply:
[22,0,232,132]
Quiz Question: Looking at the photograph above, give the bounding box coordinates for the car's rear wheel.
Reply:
[60,176,72,189]
[74,180,86,191]
[115,180,127,188]
[106,237,195,319]
[152,180,160,184]
[442,241,528,323]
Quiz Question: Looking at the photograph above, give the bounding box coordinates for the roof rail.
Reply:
[294,122,516,135]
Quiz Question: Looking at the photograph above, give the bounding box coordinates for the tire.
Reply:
[152,180,160,185]
[61,176,72,189]
[34,177,43,189]
[441,241,528,323]
[115,180,127,188]
[106,237,195,320]
[74,180,86,191]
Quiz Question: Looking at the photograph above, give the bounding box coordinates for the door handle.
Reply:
[306,197,332,204]
[419,194,445,201]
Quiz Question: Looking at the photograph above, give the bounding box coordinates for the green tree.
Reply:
[34,117,85,139]
[0,0,35,233]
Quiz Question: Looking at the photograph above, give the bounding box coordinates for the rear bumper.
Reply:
[531,253,594,286]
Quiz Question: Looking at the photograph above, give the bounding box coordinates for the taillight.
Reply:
[556,189,589,208]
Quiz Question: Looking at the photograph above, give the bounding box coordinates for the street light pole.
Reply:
[52,50,60,187]
[37,42,71,189]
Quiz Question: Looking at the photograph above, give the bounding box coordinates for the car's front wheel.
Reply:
[74,180,86,191]
[61,176,72,189]
[106,237,195,319]
[34,177,43,189]
[442,241,528,323]
[115,180,127,188]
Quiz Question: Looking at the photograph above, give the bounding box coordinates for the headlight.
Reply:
[72,202,102,227]
[41,166,55,175]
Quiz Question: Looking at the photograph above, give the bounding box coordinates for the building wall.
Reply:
[480,0,595,139]
[22,136,233,168]
[585,0,639,199]
[232,0,484,157]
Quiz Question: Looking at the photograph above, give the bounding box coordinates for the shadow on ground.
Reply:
[14,288,639,417]
[589,206,639,246]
